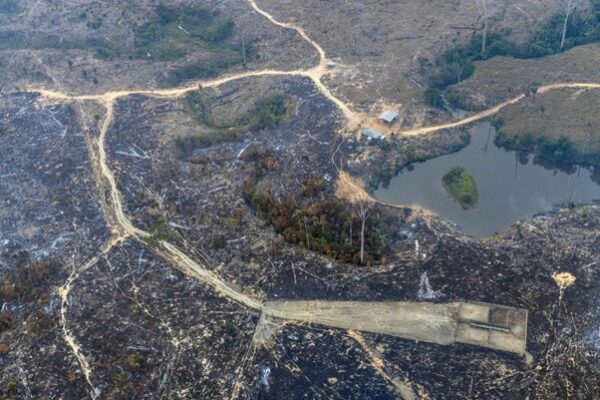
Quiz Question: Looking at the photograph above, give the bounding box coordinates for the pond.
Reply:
[375,122,600,237]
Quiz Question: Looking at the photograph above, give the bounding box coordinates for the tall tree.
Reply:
[556,0,580,51]
[477,0,491,55]
[336,172,374,265]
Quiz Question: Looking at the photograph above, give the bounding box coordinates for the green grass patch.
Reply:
[176,93,292,156]
[442,166,479,209]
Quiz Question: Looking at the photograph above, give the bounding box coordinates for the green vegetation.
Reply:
[114,372,131,389]
[495,131,600,165]
[5,379,16,394]
[427,4,600,107]
[135,5,237,61]
[127,354,146,369]
[212,235,227,250]
[442,167,479,209]
[0,0,19,15]
[145,215,175,246]
[167,43,254,85]
[246,187,389,264]
[176,93,291,156]
[241,148,390,265]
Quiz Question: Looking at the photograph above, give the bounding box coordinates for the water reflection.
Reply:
[375,122,600,237]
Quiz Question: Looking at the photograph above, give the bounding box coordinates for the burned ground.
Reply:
[65,239,257,399]
[0,92,109,264]
[1,0,600,399]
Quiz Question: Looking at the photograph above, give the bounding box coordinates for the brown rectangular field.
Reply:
[264,300,528,356]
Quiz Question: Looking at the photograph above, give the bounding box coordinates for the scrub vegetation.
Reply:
[241,151,390,265]
[491,89,600,166]
[442,166,479,209]
[426,2,600,108]
[176,93,292,156]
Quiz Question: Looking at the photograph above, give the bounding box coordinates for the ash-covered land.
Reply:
[1,0,600,399]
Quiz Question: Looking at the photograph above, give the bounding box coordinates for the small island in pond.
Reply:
[442,166,479,209]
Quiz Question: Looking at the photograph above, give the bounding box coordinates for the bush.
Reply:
[239,94,290,130]
[213,235,227,249]
[425,88,444,108]
[442,166,479,208]
[145,215,175,245]
[495,132,585,164]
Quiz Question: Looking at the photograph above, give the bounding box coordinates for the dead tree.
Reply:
[336,172,374,265]
[357,200,374,265]
[556,0,580,51]
[477,0,497,56]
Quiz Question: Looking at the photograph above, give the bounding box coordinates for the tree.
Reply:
[476,0,498,56]
[336,172,374,265]
[556,0,580,51]
[477,0,490,55]
[357,199,374,264]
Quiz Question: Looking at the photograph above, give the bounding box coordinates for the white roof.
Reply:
[362,128,385,140]
[379,111,399,123]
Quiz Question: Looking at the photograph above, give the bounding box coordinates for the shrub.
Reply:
[212,235,227,249]
[442,166,479,208]
[127,354,146,369]
[145,215,175,245]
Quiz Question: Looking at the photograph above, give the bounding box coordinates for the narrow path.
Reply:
[59,235,126,399]
[348,331,417,400]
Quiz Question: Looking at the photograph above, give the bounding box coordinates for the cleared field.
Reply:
[265,301,528,355]
[447,43,600,110]
[256,0,557,126]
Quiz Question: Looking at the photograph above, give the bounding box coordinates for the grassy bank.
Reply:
[442,166,478,209]
[491,89,600,166]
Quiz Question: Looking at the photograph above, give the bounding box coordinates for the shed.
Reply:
[362,128,385,141]
[379,111,399,124]
[327,59,336,69]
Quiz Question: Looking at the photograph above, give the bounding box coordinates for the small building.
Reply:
[362,128,385,141]
[379,110,399,124]
[327,59,336,69]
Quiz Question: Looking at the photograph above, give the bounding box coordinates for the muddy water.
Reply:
[376,122,600,237]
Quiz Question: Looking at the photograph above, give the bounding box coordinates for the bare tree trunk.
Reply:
[478,0,490,56]
[241,29,247,65]
[557,0,579,52]
[560,13,569,51]
[360,211,366,265]
[482,18,488,55]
